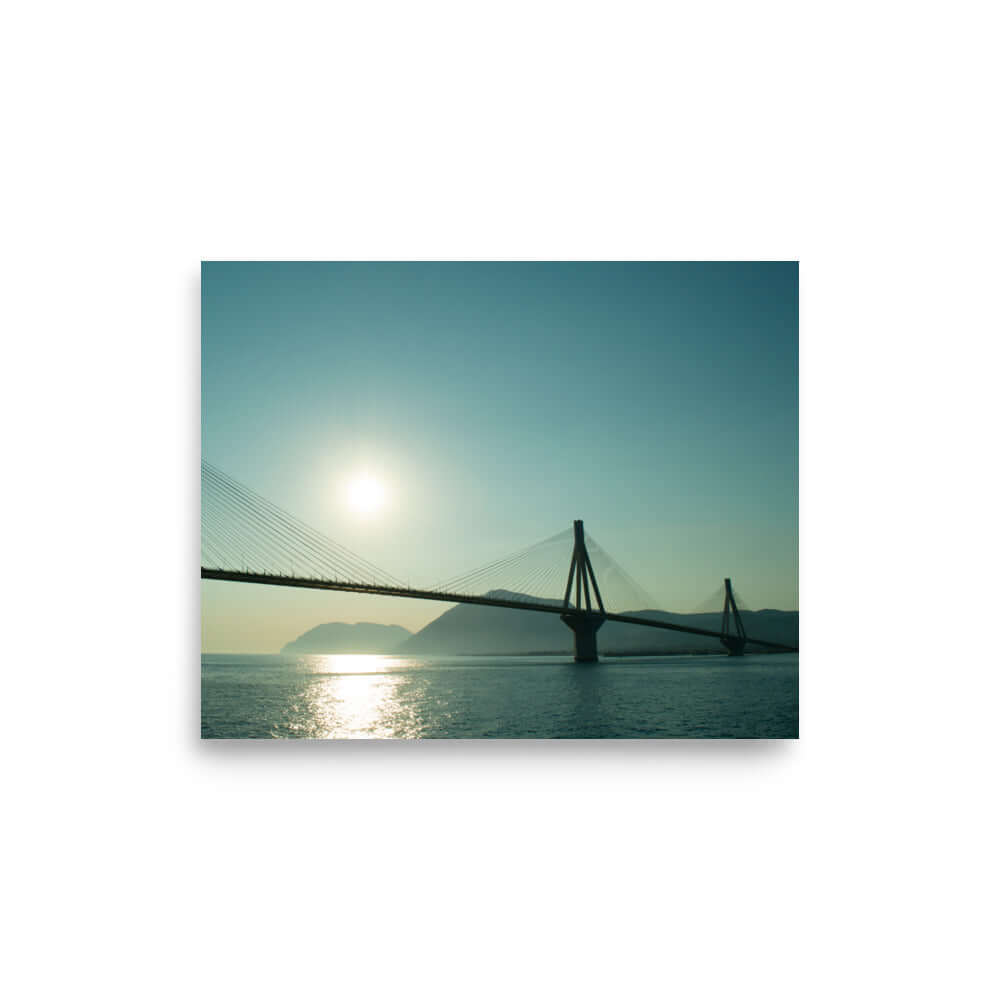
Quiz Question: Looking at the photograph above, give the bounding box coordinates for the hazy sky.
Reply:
[202,261,797,652]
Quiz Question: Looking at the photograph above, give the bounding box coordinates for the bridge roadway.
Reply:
[201,568,798,653]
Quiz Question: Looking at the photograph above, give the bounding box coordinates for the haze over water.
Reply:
[201,653,798,739]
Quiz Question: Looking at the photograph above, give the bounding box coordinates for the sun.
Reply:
[347,474,386,516]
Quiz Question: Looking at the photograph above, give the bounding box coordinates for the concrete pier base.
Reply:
[561,612,606,663]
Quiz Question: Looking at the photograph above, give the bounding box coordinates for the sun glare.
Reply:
[347,474,386,516]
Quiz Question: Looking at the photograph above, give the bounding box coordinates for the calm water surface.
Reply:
[201,653,798,739]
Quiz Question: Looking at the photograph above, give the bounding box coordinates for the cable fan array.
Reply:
[581,532,658,613]
[429,528,575,605]
[201,461,405,587]
[693,583,750,615]
[429,527,659,613]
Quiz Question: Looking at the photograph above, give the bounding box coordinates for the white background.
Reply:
[3,1,997,997]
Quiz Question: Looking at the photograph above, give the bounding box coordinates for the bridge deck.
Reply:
[201,569,798,653]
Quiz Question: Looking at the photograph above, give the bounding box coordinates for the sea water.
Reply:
[201,652,798,739]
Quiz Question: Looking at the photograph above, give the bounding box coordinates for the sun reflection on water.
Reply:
[306,654,411,676]
[297,654,423,738]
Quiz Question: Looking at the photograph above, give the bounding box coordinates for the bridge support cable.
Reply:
[201,461,405,587]
[203,465,351,579]
[201,509,254,569]
[506,551,569,601]
[428,528,571,596]
[428,528,574,605]
[203,462,383,582]
[214,466,350,578]
[202,496,274,572]
[513,560,564,602]
[202,478,314,575]
[201,496,252,567]
[202,496,255,560]
[580,533,657,614]
[200,534,229,570]
[204,463,330,575]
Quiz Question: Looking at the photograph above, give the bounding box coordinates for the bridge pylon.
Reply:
[720,577,746,656]
[560,520,606,662]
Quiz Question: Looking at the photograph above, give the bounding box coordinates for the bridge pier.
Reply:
[561,612,605,663]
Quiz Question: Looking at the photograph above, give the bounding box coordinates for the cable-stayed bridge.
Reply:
[201,461,797,660]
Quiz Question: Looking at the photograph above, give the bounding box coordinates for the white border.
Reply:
[5,1,996,995]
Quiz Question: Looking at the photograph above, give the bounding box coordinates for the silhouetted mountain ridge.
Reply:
[482,589,564,605]
[281,593,797,656]
[399,592,797,655]
[282,621,411,654]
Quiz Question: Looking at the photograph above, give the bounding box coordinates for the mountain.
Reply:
[281,622,411,654]
[399,592,569,655]
[398,590,798,655]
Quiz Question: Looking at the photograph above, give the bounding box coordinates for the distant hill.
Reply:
[399,592,569,656]
[398,590,798,656]
[282,622,411,654]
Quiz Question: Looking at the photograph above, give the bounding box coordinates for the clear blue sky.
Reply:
[202,261,797,651]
